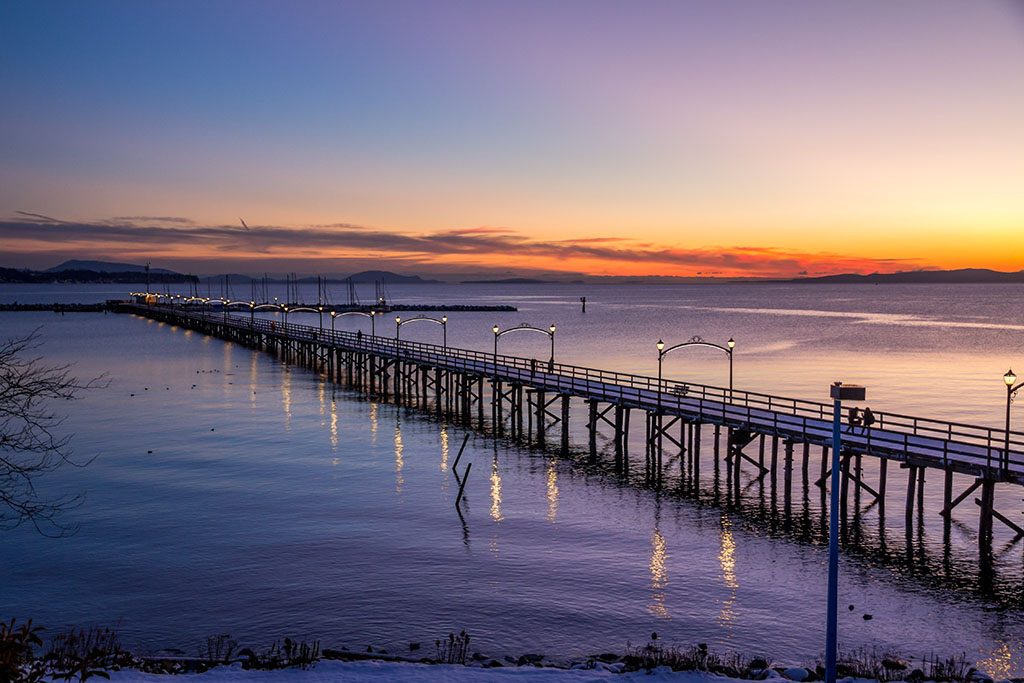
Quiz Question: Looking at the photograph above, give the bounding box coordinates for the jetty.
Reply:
[125,292,514,313]
[122,303,1024,565]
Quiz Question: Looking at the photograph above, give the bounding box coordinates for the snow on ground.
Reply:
[105,659,753,682]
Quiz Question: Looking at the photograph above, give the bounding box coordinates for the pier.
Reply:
[123,303,1024,566]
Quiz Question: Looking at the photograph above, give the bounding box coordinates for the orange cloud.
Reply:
[1,213,931,278]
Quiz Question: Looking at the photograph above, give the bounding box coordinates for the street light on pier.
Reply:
[395,314,449,348]
[656,336,735,403]
[825,381,867,683]
[493,323,558,371]
[1003,369,1022,473]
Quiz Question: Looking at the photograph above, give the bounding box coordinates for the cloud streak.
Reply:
[0,215,922,277]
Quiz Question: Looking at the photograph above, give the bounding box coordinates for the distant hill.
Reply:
[47,259,177,274]
[342,270,441,284]
[461,277,557,284]
[1,265,196,284]
[786,268,1024,284]
[200,273,255,283]
[197,270,440,284]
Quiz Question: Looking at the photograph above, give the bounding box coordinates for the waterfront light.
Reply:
[656,339,665,351]
[825,381,867,683]
[728,338,735,350]
[1004,369,1022,474]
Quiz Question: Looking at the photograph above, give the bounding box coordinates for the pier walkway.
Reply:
[124,304,1024,553]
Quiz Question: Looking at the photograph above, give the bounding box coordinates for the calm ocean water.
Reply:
[1,282,1022,675]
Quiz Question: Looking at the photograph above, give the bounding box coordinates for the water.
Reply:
[1,282,1023,676]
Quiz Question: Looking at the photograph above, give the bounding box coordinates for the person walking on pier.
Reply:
[846,406,861,433]
[862,407,876,434]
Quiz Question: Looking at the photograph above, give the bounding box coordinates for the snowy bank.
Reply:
[104,660,773,682]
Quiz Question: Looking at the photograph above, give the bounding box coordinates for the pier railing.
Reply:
[137,305,1024,478]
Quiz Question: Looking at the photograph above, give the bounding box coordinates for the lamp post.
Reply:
[395,316,401,345]
[331,310,337,333]
[656,336,735,399]
[395,315,449,348]
[656,339,666,413]
[249,301,255,329]
[1004,369,1022,473]
[727,337,735,398]
[318,306,324,331]
[549,324,557,368]
[825,381,866,683]
[493,323,558,372]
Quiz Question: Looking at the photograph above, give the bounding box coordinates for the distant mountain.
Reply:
[47,259,177,274]
[200,273,255,283]
[785,268,1024,284]
[1,265,196,284]
[196,270,440,284]
[343,270,441,284]
[461,277,557,284]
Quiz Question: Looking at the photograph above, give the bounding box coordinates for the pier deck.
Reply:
[124,304,1024,555]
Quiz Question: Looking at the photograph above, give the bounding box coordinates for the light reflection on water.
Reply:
[717,514,739,635]
[546,457,559,523]
[490,455,504,523]
[1,283,1024,674]
[649,518,669,620]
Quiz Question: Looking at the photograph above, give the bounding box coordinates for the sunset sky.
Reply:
[1,1,1022,278]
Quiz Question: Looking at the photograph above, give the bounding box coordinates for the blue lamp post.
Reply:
[825,381,866,683]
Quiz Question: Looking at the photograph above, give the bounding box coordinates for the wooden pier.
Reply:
[124,304,1024,564]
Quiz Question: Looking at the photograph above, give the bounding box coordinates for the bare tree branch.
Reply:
[0,328,108,536]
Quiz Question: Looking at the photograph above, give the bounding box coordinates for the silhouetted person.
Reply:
[862,407,876,433]
[547,357,554,373]
[356,329,363,343]
[530,358,537,376]
[846,407,861,434]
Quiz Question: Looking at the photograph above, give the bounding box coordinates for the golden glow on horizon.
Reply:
[5,211,1021,278]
